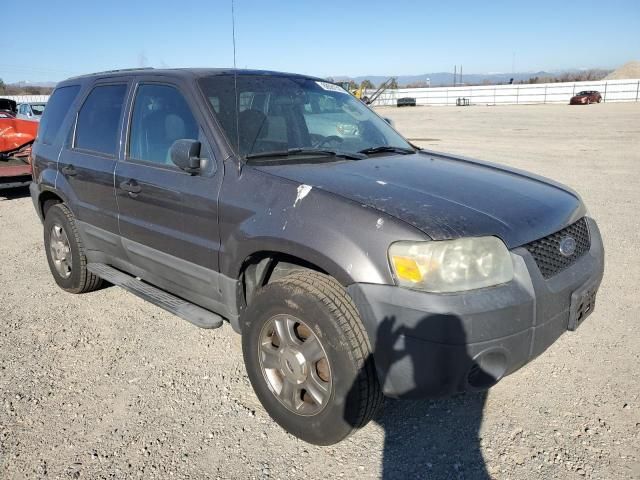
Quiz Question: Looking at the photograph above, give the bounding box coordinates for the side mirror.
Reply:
[383,117,395,127]
[170,139,201,174]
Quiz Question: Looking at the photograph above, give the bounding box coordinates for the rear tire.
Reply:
[43,204,103,293]
[241,271,382,445]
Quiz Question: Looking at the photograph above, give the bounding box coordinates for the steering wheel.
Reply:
[316,135,344,148]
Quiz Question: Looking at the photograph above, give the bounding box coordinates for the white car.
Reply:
[16,102,46,122]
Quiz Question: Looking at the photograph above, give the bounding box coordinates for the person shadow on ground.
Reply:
[348,315,490,480]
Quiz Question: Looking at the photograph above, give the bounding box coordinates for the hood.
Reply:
[253,151,585,248]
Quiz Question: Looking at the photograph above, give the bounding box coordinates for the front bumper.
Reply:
[347,217,605,398]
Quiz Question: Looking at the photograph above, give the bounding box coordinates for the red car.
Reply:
[570,90,602,105]
[0,115,37,189]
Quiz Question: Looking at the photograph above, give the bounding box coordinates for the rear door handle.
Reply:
[61,165,77,176]
[119,179,142,196]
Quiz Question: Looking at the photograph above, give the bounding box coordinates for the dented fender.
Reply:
[218,163,428,286]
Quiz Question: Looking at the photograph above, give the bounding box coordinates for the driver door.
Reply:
[115,78,224,308]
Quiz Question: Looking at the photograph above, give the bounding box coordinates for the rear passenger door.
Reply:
[114,78,224,307]
[31,84,82,188]
[58,81,129,258]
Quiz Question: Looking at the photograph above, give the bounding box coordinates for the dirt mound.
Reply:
[605,61,640,80]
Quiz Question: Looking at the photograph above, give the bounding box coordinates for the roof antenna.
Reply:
[231,0,241,159]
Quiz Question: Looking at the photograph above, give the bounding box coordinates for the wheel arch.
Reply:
[237,250,330,315]
[38,189,67,219]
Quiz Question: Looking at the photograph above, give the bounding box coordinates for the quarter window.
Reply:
[128,84,199,165]
[39,85,81,145]
[75,84,127,156]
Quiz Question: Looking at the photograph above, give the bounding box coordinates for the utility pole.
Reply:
[453,65,457,87]
[460,65,463,86]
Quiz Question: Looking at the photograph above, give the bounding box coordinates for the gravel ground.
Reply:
[1,102,639,479]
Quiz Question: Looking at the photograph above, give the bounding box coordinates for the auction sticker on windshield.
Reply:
[316,81,349,94]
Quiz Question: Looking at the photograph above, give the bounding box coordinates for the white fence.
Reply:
[370,79,640,106]
[4,80,640,108]
[1,94,50,103]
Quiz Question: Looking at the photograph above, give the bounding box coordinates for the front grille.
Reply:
[524,218,590,279]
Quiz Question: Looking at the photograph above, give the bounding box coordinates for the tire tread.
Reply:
[272,271,383,433]
[48,204,102,293]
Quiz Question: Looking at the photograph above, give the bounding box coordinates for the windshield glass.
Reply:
[198,74,411,158]
[31,104,46,115]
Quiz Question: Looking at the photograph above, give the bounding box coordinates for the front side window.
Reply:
[198,75,411,158]
[128,84,199,165]
[75,84,127,156]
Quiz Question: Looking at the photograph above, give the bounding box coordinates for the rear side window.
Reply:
[75,84,127,156]
[38,85,81,145]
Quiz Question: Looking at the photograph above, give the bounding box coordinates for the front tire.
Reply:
[43,203,103,293]
[241,271,382,445]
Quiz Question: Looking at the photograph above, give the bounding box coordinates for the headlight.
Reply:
[388,237,514,293]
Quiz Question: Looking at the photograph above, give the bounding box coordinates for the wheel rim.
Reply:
[258,314,332,416]
[49,223,72,278]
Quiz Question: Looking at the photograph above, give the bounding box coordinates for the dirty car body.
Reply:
[29,69,605,444]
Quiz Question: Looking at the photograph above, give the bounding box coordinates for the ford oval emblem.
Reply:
[559,236,577,257]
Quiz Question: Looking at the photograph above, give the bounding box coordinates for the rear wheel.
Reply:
[43,204,102,293]
[241,271,382,445]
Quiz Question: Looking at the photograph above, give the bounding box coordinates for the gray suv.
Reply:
[30,68,604,445]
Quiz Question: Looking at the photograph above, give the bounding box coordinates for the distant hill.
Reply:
[10,80,57,88]
[331,70,610,87]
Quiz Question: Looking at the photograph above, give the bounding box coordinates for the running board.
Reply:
[87,263,223,329]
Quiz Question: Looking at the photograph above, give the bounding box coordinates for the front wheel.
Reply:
[241,271,382,445]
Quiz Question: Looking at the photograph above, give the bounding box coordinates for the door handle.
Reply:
[61,165,77,176]
[119,179,142,196]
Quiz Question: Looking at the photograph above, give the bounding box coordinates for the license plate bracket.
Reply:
[568,281,598,331]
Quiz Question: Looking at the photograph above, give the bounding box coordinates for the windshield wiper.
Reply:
[358,145,416,155]
[245,147,366,162]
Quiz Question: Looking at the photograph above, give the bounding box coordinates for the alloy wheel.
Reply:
[258,314,332,416]
[49,224,72,278]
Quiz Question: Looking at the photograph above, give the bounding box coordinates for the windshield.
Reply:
[31,104,46,115]
[198,74,411,158]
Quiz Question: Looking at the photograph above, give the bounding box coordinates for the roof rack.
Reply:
[68,67,155,80]
[95,67,155,74]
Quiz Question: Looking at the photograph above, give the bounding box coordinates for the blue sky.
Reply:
[2,0,639,83]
